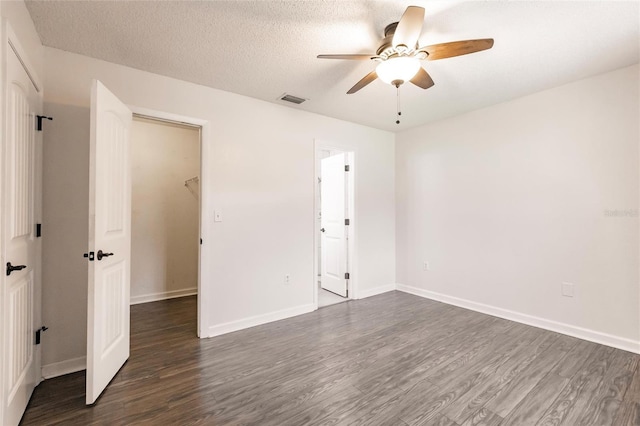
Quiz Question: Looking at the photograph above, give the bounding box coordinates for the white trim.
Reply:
[0,20,4,425]
[356,284,397,300]
[4,23,42,93]
[129,107,209,128]
[41,357,86,379]
[205,304,315,338]
[130,288,197,305]
[397,284,640,355]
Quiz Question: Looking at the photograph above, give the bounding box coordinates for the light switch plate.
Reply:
[214,210,222,222]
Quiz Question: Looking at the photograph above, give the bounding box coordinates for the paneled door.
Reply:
[1,28,42,425]
[86,80,132,404]
[320,153,349,297]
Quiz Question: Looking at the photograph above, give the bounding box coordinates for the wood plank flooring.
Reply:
[21,292,640,425]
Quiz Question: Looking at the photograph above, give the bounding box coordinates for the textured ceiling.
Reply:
[25,1,640,132]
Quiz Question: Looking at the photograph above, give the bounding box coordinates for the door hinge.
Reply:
[345,272,350,280]
[35,326,48,345]
[36,115,53,131]
[345,219,350,226]
[36,223,42,238]
[83,251,95,261]
[345,165,350,172]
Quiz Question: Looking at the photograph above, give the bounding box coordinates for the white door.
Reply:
[1,35,42,425]
[86,80,132,405]
[320,153,348,297]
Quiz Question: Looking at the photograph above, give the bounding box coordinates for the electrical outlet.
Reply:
[284,274,291,285]
[561,282,574,297]
[423,261,430,271]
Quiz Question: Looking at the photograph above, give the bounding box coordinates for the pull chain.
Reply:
[396,83,402,124]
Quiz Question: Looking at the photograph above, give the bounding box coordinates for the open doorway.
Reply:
[315,145,355,308]
[129,115,201,330]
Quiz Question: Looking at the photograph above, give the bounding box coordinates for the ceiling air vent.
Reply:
[279,94,307,104]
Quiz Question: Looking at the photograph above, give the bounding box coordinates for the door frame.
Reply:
[128,105,209,337]
[313,140,356,309]
[0,20,44,423]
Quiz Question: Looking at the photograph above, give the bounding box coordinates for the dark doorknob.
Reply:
[320,228,325,232]
[6,262,26,276]
[97,250,114,261]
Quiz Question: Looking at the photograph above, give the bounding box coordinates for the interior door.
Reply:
[86,80,132,405]
[320,153,348,297]
[2,38,41,425]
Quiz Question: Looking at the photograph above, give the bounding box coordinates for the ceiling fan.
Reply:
[318,6,494,96]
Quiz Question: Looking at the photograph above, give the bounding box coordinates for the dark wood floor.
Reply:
[21,292,640,425]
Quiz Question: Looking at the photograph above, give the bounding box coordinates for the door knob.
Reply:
[97,250,114,261]
[320,228,325,232]
[6,262,26,276]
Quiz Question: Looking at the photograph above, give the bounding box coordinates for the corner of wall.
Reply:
[397,284,640,355]
[41,357,86,379]
[205,304,316,338]
[356,284,397,300]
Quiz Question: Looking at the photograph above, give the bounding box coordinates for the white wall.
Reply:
[42,47,395,369]
[41,103,89,374]
[396,65,640,352]
[130,118,200,304]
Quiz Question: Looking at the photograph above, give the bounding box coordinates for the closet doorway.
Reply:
[129,115,201,322]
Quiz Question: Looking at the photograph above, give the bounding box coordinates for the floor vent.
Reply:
[279,94,307,104]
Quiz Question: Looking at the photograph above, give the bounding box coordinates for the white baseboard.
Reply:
[356,283,397,300]
[130,287,197,305]
[42,356,86,379]
[205,303,315,338]
[397,284,640,355]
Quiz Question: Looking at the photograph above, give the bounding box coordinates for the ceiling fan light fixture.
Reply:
[376,56,420,85]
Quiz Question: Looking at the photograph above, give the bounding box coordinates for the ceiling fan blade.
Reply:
[421,39,494,61]
[410,67,435,89]
[317,54,374,60]
[392,6,425,49]
[347,70,378,94]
